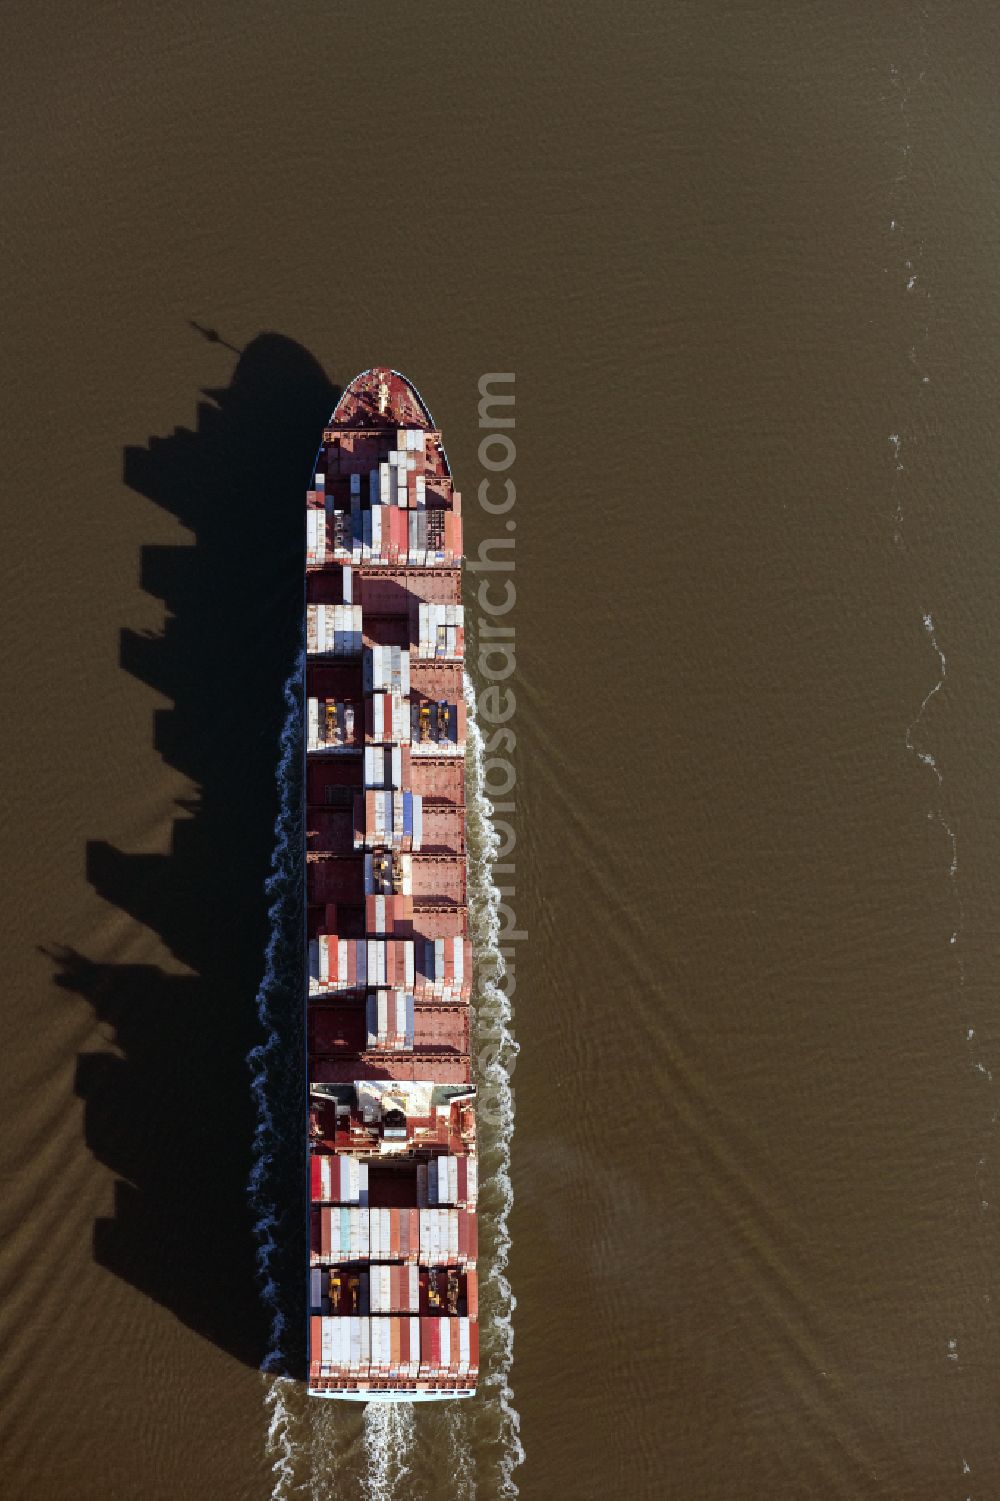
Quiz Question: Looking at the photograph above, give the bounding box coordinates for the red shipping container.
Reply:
[321,1208,332,1261]
[456,699,467,742]
[310,1157,323,1203]
[422,1316,440,1372]
[310,1315,324,1368]
[456,1156,467,1204]
[466,1269,478,1320]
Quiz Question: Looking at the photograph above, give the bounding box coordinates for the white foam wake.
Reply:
[247,649,305,1498]
[362,1404,416,1501]
[463,671,525,1499]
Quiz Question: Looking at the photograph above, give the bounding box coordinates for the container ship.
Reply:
[305,368,478,1400]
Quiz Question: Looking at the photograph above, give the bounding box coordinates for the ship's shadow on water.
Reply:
[48,333,338,1371]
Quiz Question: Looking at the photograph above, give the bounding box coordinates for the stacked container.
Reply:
[368,1264,421,1315]
[366,692,409,745]
[365,989,415,1051]
[416,603,465,660]
[363,744,404,790]
[365,645,410,697]
[310,1155,370,1205]
[413,936,471,1001]
[364,893,414,934]
[307,604,363,655]
[357,791,423,850]
[306,501,327,564]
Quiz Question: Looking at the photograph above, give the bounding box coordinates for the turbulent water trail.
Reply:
[463,672,525,1499]
[362,1405,416,1501]
[246,649,305,1498]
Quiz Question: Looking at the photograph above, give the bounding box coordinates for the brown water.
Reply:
[3,3,1000,1498]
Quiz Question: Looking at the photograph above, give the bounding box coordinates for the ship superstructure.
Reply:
[305,368,478,1399]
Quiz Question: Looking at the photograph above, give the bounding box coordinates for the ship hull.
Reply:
[302,369,478,1401]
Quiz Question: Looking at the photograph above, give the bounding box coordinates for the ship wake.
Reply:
[246,649,308,1499]
[462,670,525,1499]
